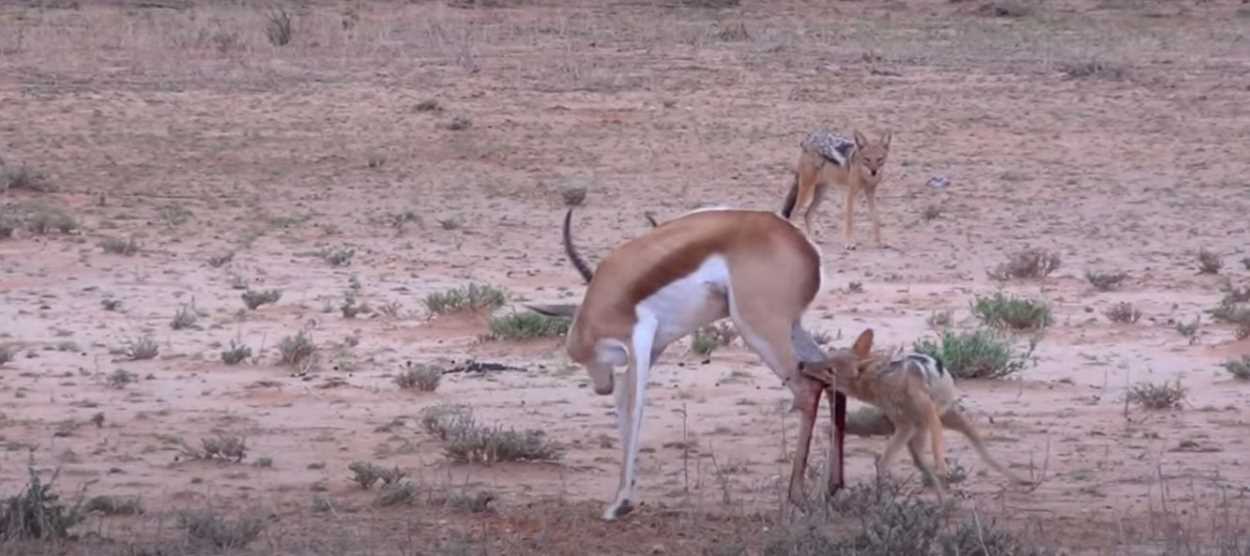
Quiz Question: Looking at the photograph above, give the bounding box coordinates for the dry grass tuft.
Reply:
[264,7,293,47]
[277,330,316,367]
[1060,60,1127,80]
[83,495,143,516]
[487,312,571,341]
[348,461,408,490]
[972,292,1052,331]
[424,283,507,315]
[0,467,83,542]
[100,236,141,256]
[178,510,265,550]
[1197,249,1223,274]
[1,164,54,193]
[560,186,587,207]
[1128,379,1186,410]
[124,336,159,361]
[1085,270,1128,291]
[976,1,1032,18]
[396,363,443,392]
[988,248,1061,280]
[420,404,561,464]
[179,434,248,463]
[914,328,1031,379]
[1104,302,1142,324]
[220,340,253,365]
[241,288,282,310]
[1222,356,1250,381]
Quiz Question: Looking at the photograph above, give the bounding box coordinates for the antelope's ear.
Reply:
[525,304,579,318]
[851,329,874,359]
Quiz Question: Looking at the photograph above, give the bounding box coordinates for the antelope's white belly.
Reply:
[637,255,731,349]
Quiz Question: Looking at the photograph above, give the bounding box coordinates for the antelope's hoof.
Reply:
[601,498,635,521]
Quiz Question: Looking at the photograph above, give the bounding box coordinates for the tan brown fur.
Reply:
[784,130,892,249]
[553,207,835,520]
[803,329,1031,496]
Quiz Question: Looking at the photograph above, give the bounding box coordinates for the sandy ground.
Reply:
[2,1,1250,554]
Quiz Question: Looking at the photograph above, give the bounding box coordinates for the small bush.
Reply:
[375,481,420,507]
[277,331,316,367]
[340,292,371,319]
[922,205,942,221]
[0,345,12,366]
[178,510,264,550]
[6,202,77,235]
[348,461,407,490]
[1104,302,1142,324]
[561,186,587,207]
[977,0,1031,17]
[208,252,235,268]
[444,423,562,464]
[415,99,441,112]
[972,292,1051,331]
[1197,249,1223,274]
[682,0,740,7]
[108,369,138,388]
[487,312,571,340]
[264,7,292,47]
[1,164,53,192]
[1085,270,1127,291]
[1221,356,1250,381]
[421,404,474,440]
[221,340,253,365]
[1242,257,1250,271]
[988,248,1060,280]
[0,467,83,542]
[714,21,750,42]
[100,236,140,256]
[0,215,16,239]
[396,364,443,392]
[444,116,471,130]
[1060,60,1126,80]
[691,322,737,355]
[180,434,248,463]
[914,329,1028,379]
[420,404,560,463]
[1175,317,1201,343]
[1128,379,1185,410]
[424,283,507,315]
[241,288,282,310]
[157,204,193,226]
[125,336,159,361]
[170,303,199,331]
[83,495,143,516]
[101,298,122,311]
[765,481,1049,556]
[322,246,354,267]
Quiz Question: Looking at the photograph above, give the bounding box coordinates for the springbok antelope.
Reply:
[530,207,848,521]
[799,329,1033,496]
[781,129,892,249]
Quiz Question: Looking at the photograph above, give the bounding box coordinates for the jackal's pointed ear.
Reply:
[853,130,868,150]
[851,329,874,359]
[881,130,893,148]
